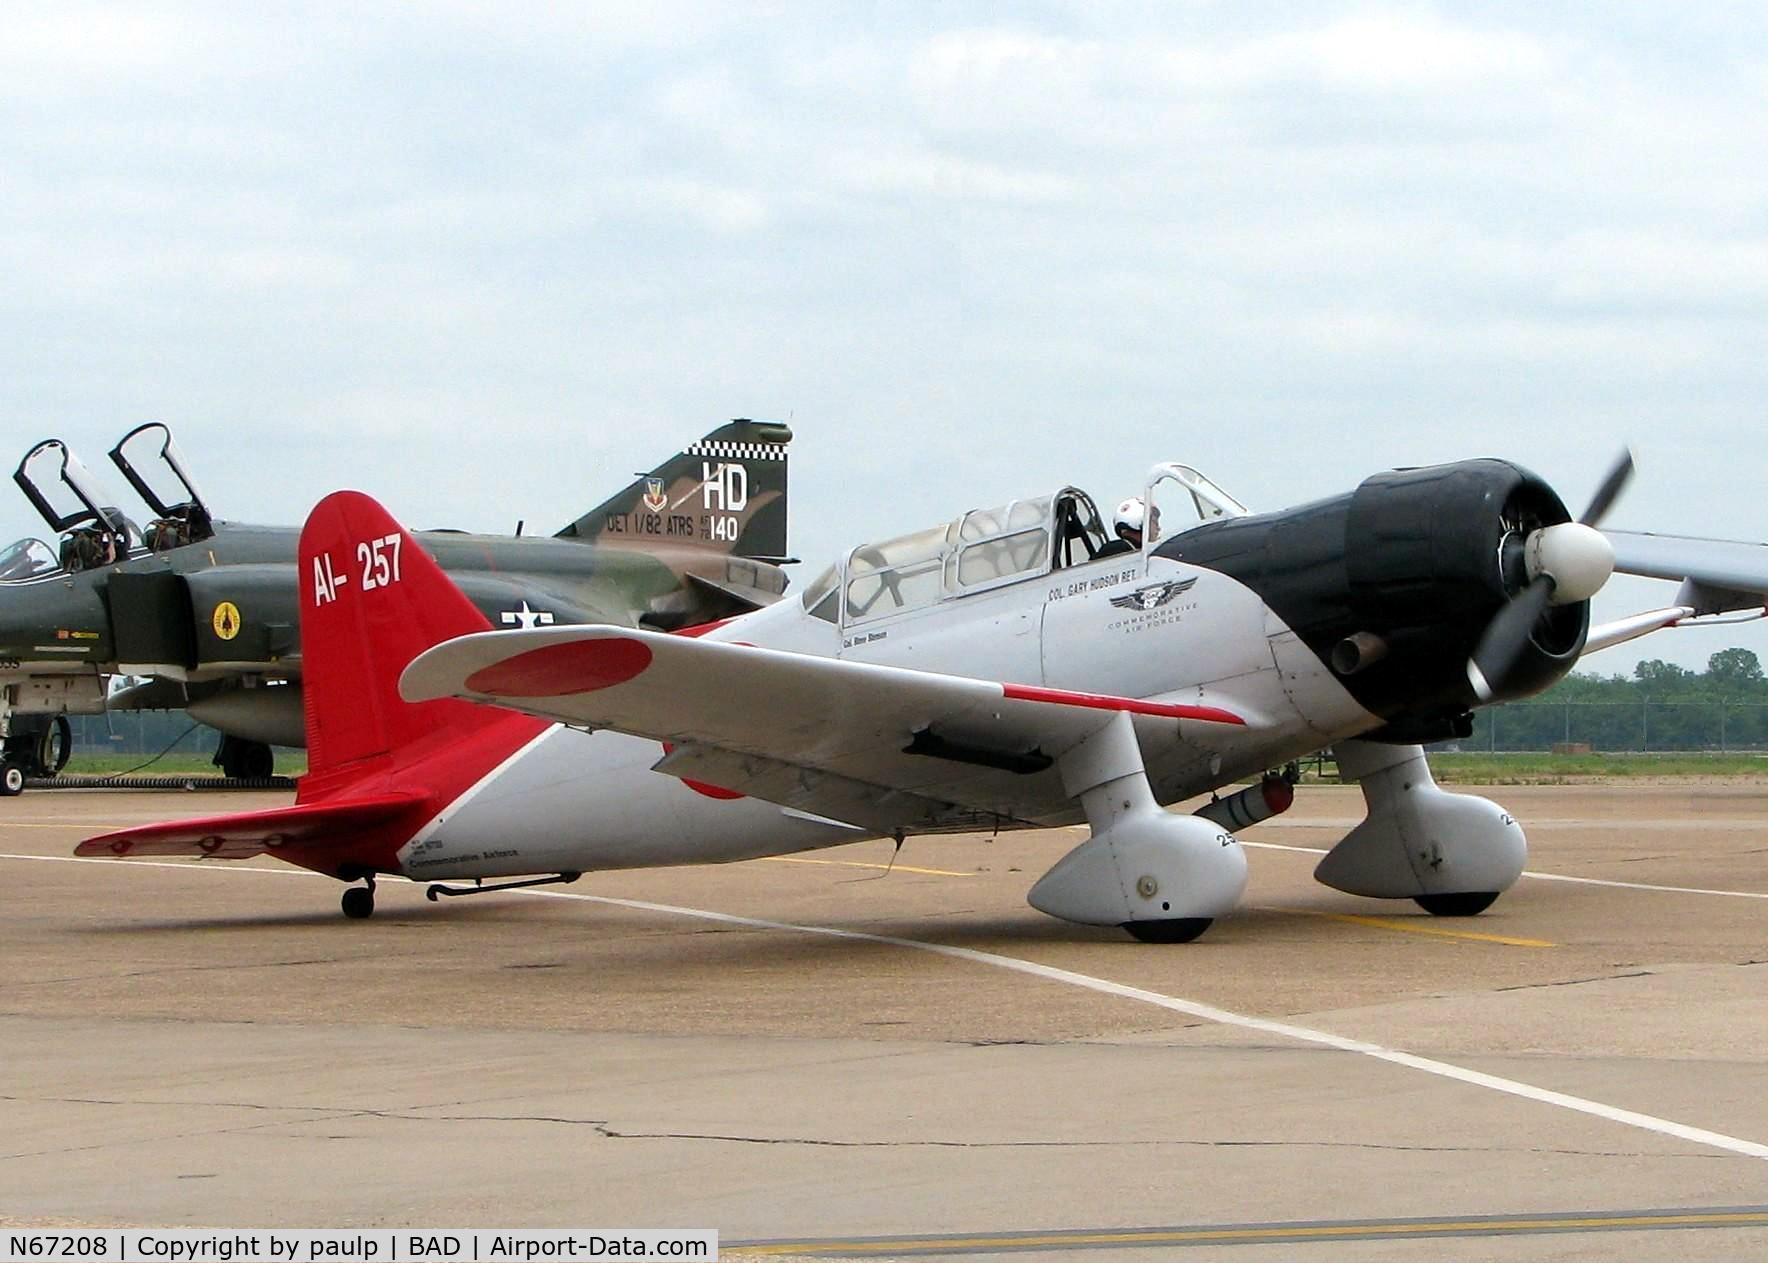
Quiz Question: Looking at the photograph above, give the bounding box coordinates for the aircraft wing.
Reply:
[1607,529,1768,614]
[76,793,423,860]
[401,627,1246,834]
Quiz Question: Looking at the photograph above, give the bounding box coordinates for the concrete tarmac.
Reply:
[2,782,1766,1259]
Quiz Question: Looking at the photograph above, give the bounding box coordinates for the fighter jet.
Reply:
[0,419,792,793]
[82,451,1721,942]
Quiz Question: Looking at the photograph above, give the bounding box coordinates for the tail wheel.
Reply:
[0,762,24,797]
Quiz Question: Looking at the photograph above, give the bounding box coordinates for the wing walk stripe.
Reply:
[999,683,1244,725]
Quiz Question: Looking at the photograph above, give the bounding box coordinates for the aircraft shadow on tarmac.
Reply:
[63,877,1479,954]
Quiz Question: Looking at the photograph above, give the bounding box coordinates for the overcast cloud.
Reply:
[3,2,1765,672]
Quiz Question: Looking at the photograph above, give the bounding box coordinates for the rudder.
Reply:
[299,490,515,777]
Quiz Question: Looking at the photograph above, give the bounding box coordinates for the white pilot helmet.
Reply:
[1114,497,1146,540]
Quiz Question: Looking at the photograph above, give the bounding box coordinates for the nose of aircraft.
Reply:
[1155,457,1597,741]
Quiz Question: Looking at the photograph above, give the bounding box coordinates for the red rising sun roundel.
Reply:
[464,637,653,697]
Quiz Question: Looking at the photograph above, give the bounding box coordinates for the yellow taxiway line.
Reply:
[1260,904,1557,948]
[758,855,975,878]
[730,1208,1768,1255]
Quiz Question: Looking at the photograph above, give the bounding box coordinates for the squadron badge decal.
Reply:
[642,477,668,514]
[1108,577,1197,612]
[212,601,242,641]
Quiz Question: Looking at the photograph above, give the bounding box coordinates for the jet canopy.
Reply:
[800,467,1248,627]
[109,422,213,550]
[13,440,143,572]
[0,536,58,583]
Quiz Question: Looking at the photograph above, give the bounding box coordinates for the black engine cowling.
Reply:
[1156,459,1588,737]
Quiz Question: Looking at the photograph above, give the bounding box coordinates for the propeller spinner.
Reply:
[1467,451,1633,702]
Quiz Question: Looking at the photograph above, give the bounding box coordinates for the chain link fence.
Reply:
[1466,702,1768,753]
[68,712,217,757]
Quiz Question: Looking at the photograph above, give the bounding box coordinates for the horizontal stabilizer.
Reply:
[684,570,781,613]
[76,792,423,860]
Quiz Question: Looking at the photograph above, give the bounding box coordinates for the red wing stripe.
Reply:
[1000,683,1245,726]
[672,617,736,639]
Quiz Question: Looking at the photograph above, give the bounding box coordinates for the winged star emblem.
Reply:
[1108,577,1198,612]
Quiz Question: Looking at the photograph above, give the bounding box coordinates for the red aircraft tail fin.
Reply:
[298,491,546,790]
[74,495,549,880]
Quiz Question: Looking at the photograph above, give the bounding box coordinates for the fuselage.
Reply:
[397,459,1590,882]
[398,549,1375,879]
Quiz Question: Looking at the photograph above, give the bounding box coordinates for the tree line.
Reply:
[66,647,1768,758]
[1466,647,1768,752]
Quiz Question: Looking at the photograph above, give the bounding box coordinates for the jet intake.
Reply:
[108,571,197,674]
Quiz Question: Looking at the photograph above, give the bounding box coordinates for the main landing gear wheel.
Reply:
[1415,892,1500,917]
[1122,918,1213,944]
[39,715,71,776]
[216,736,274,780]
[0,761,24,797]
[340,886,375,919]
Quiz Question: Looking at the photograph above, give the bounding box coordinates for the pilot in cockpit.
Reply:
[145,502,213,552]
[1113,497,1158,550]
[57,509,136,571]
[59,525,120,571]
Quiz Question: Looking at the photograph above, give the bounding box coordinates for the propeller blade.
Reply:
[1578,449,1634,526]
[1467,575,1554,702]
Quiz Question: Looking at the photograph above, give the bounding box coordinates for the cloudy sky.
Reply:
[3,3,1765,673]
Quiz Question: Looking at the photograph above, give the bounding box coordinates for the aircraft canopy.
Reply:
[801,468,1250,629]
[798,487,1111,627]
[0,537,58,583]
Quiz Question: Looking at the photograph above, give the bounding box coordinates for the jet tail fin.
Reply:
[298,491,549,790]
[555,419,792,562]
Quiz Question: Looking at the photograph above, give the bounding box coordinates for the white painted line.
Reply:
[1518,872,1768,900]
[7,850,1768,1160]
[517,888,1768,1163]
[1240,841,1333,856]
[1240,841,1768,900]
